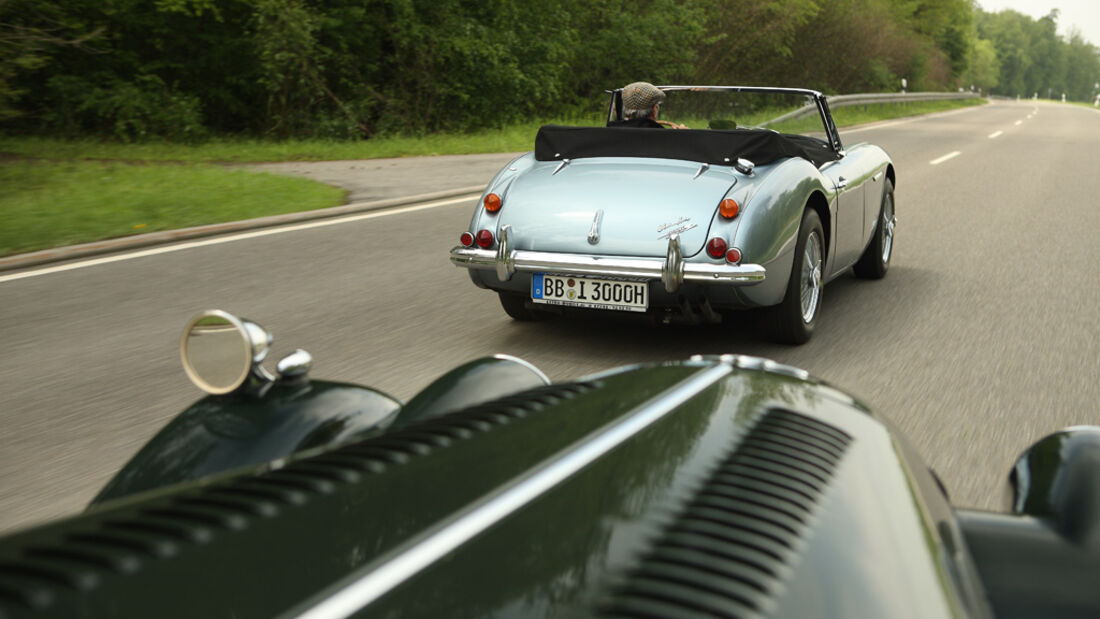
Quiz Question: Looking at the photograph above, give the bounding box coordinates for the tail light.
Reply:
[706,237,728,259]
[460,232,474,247]
[719,198,739,219]
[484,193,502,213]
[726,247,742,264]
[476,229,494,248]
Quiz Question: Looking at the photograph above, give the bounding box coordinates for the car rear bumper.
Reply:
[450,226,765,294]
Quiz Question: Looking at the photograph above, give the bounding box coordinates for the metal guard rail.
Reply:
[763,91,982,127]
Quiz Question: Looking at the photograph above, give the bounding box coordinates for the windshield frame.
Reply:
[605,85,844,154]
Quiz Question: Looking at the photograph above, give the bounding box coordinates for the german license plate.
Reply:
[531,274,648,312]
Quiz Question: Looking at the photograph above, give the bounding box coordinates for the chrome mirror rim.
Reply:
[180,309,268,395]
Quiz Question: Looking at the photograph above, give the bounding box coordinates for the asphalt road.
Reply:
[1,100,1098,535]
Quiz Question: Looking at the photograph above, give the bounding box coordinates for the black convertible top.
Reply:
[534,125,839,168]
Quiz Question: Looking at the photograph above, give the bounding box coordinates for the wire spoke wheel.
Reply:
[800,230,823,324]
[881,191,895,263]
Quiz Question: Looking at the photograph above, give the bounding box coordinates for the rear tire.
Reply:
[766,209,824,345]
[498,292,550,321]
[853,178,894,279]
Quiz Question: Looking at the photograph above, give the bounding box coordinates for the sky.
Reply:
[975,0,1100,47]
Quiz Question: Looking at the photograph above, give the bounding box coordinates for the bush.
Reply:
[42,73,205,142]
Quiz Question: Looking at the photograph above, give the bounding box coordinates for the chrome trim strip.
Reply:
[289,363,735,619]
[490,354,551,384]
[451,245,765,292]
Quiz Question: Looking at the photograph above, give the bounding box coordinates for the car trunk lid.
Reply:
[496,158,735,257]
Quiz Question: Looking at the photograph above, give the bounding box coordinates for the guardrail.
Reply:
[829,91,980,106]
[763,91,982,127]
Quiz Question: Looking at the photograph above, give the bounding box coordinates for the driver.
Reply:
[608,81,687,129]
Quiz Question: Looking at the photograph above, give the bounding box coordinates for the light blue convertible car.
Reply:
[450,86,895,344]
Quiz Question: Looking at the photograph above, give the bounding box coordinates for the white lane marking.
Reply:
[930,151,961,165]
[0,195,477,284]
[1015,120,1023,125]
[989,130,1003,139]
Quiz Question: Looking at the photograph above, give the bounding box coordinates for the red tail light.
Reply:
[706,237,728,258]
[719,198,739,219]
[484,193,502,213]
[460,232,474,247]
[476,229,494,248]
[726,247,742,263]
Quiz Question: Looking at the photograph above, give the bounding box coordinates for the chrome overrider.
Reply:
[450,225,766,294]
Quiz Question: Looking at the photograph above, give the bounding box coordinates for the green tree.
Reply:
[0,0,103,121]
[976,6,1098,101]
[894,0,974,81]
[965,38,1000,92]
[977,9,1033,96]
[1062,31,1100,102]
[1024,10,1066,99]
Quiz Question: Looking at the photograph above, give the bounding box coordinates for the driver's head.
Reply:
[622,82,666,119]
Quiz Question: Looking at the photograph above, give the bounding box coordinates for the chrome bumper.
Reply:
[450,226,765,294]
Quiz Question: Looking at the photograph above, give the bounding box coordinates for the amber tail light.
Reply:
[719,198,739,219]
[484,193,502,213]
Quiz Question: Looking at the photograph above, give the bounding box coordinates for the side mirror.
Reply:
[1009,426,1100,545]
[180,310,275,395]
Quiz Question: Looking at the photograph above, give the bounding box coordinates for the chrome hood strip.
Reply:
[288,362,735,619]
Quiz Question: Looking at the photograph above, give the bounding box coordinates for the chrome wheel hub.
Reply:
[882,195,895,263]
[800,231,822,323]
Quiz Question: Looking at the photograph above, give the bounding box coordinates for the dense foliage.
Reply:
[1,0,1097,140]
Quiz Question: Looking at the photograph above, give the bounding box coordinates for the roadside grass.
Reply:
[0,161,343,256]
[0,116,596,163]
[0,98,985,258]
[834,97,983,125]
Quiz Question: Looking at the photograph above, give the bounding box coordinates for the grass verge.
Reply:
[0,118,589,163]
[0,161,343,256]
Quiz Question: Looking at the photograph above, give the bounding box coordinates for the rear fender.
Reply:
[90,381,403,506]
[389,355,550,429]
[91,356,553,507]
[731,159,830,306]
[469,153,536,234]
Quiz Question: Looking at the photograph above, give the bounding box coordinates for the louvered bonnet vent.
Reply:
[601,408,852,618]
[0,380,597,615]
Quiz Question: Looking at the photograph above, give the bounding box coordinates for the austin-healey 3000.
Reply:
[450,86,896,344]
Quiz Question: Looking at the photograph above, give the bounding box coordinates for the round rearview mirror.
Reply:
[180,310,271,395]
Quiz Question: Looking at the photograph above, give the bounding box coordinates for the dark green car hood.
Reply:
[0,359,979,618]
